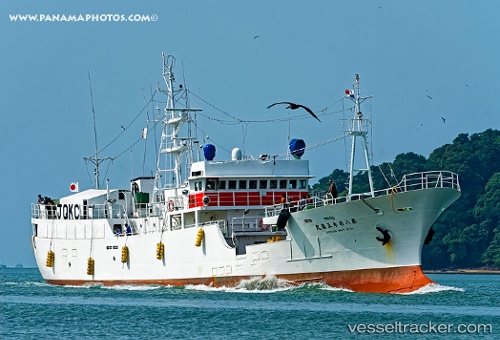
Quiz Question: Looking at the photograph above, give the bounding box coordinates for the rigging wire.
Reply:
[99,89,158,154]
[186,89,242,123]
[368,124,399,188]
[141,87,153,177]
[271,134,350,160]
[84,82,374,188]
[113,121,160,160]
[241,122,249,156]
[187,88,347,124]
[84,160,94,190]
[100,159,114,189]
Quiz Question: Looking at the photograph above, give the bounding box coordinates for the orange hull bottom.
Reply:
[46,265,432,294]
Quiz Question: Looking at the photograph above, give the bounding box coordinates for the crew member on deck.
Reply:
[288,196,296,212]
[327,180,338,199]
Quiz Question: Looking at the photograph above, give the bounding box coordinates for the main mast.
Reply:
[153,53,201,200]
[346,74,374,200]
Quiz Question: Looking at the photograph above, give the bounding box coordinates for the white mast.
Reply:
[153,53,201,200]
[346,74,374,200]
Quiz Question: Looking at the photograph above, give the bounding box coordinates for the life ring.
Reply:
[259,219,270,231]
[168,200,175,212]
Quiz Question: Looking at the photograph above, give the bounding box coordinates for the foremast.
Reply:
[154,53,201,201]
[346,74,374,200]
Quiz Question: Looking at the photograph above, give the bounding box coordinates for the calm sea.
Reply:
[1,268,498,339]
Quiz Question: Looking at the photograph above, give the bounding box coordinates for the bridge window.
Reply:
[259,180,267,189]
[228,180,236,189]
[279,180,287,189]
[249,180,257,189]
[206,178,217,190]
[289,180,297,189]
[299,179,307,189]
[217,180,226,190]
[239,180,247,189]
[270,180,277,189]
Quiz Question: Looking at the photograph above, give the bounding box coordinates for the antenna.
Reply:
[84,71,114,189]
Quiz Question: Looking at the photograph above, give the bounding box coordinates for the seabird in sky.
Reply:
[266,102,321,122]
[426,95,433,100]
[441,117,446,123]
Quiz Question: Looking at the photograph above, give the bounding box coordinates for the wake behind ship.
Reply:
[31,55,461,293]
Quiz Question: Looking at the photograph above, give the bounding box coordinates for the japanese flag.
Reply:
[70,182,79,192]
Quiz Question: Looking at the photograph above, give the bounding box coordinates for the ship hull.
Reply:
[32,186,459,294]
[44,265,430,293]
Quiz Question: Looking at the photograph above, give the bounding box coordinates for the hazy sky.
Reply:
[1,1,499,267]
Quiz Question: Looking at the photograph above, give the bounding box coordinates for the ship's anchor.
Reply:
[375,226,391,245]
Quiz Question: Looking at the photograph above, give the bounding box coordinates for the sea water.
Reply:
[1,268,499,339]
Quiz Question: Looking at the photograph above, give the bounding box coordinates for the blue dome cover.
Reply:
[289,138,306,159]
[203,144,216,160]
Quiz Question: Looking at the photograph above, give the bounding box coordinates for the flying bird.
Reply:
[254,35,260,39]
[441,117,446,123]
[120,125,126,131]
[426,95,433,100]
[266,102,321,122]
[417,123,423,130]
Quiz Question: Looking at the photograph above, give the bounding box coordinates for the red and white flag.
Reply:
[70,182,79,192]
[142,127,148,139]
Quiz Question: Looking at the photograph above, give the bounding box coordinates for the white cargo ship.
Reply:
[31,55,461,293]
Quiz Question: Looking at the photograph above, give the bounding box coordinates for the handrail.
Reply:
[265,171,460,218]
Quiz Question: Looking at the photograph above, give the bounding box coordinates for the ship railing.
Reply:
[397,170,460,193]
[133,202,159,218]
[264,171,460,217]
[31,203,132,220]
[230,216,266,234]
[264,192,350,217]
[172,219,228,235]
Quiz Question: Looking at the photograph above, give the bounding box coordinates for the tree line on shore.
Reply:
[312,129,500,270]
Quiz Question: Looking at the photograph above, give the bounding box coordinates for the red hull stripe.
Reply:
[46,265,432,294]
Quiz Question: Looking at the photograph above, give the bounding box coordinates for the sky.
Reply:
[1,0,499,267]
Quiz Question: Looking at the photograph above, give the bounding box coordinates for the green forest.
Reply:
[311,129,500,270]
